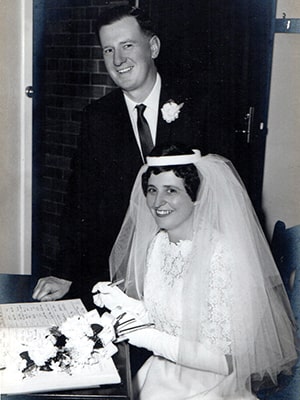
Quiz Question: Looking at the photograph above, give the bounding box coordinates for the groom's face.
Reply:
[99,16,160,102]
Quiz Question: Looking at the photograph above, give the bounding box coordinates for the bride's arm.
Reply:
[124,327,231,375]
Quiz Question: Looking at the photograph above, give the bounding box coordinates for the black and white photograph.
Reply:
[0,1,299,399]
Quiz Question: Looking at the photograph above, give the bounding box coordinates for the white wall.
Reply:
[0,0,33,273]
[263,0,300,238]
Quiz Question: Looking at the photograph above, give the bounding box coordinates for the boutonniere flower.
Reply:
[161,99,184,123]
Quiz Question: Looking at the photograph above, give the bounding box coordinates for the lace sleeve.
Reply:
[201,236,233,354]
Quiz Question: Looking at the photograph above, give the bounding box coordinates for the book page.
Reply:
[0,299,87,328]
[0,326,50,370]
[1,355,121,394]
[0,299,87,370]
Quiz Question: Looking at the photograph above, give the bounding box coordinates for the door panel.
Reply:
[147,0,276,222]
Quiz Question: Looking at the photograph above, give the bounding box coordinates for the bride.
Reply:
[93,144,297,399]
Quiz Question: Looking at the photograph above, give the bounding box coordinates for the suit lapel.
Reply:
[156,81,195,148]
[156,84,173,145]
[114,90,132,136]
[113,90,143,165]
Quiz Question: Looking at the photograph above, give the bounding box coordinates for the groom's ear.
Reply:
[150,35,161,59]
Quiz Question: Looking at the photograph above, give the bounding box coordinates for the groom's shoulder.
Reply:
[161,78,208,108]
[84,88,124,114]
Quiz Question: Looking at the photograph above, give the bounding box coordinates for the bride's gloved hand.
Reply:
[96,312,117,346]
[121,321,231,375]
[92,282,148,320]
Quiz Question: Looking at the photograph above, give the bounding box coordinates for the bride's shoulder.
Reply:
[147,230,166,254]
[210,230,233,255]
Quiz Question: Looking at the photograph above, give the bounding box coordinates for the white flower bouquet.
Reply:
[18,309,118,378]
[0,300,121,394]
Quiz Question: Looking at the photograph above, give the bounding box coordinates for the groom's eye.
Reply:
[123,43,133,49]
[103,47,113,55]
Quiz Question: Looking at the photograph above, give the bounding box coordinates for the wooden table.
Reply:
[0,274,133,400]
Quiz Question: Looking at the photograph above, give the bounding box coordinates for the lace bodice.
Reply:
[143,230,233,353]
[144,231,191,336]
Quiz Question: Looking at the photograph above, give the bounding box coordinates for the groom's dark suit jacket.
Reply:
[56,81,211,304]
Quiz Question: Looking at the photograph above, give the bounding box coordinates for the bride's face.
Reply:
[146,171,194,241]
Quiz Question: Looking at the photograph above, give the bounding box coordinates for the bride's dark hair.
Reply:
[141,143,201,201]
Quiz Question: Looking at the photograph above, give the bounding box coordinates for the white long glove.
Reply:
[92,282,147,320]
[122,326,230,375]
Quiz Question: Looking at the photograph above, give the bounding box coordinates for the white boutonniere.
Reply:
[161,99,184,123]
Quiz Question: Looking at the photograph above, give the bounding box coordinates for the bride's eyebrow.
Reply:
[147,184,157,190]
[163,185,182,190]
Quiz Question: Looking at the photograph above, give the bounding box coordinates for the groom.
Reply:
[33,5,209,305]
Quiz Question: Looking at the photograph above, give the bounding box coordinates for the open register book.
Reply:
[0,299,120,394]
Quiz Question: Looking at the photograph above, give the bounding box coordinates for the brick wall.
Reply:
[38,0,129,276]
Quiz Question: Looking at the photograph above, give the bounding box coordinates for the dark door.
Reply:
[32,0,46,277]
[144,0,276,223]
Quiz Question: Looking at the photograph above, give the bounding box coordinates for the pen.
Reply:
[92,279,125,295]
[108,278,125,287]
[116,323,155,336]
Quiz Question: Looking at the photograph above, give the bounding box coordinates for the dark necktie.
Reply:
[136,104,154,160]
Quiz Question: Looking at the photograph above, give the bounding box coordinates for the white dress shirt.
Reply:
[124,74,161,162]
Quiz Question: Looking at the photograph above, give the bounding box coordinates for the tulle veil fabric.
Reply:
[109,153,297,396]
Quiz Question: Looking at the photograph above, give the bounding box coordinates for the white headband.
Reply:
[146,149,201,166]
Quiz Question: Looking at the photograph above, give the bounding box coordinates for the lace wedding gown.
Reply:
[133,231,258,400]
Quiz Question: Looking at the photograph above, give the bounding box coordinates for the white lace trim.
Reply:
[201,239,233,353]
[157,231,192,287]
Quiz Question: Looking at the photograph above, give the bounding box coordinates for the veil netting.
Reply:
[109,152,298,396]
